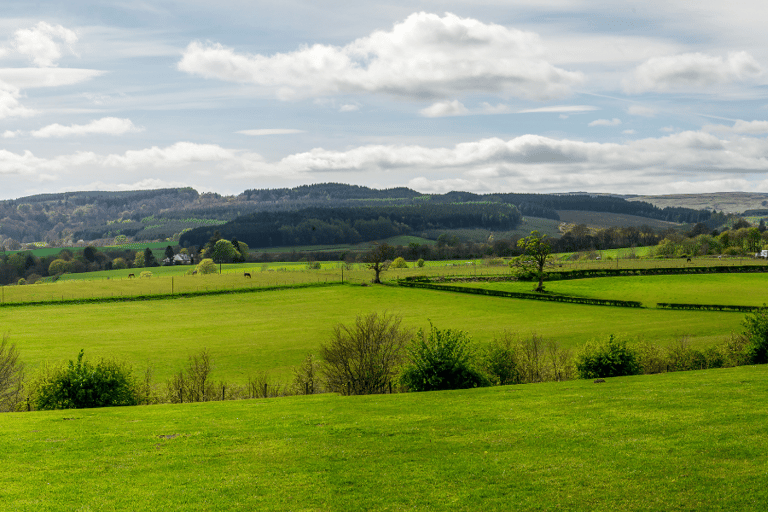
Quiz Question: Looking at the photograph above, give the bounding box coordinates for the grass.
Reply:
[3,365,768,510]
[3,283,746,383]
[449,273,768,308]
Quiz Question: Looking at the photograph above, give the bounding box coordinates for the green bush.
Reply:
[575,334,640,379]
[482,333,522,386]
[32,350,138,410]
[390,257,408,269]
[742,307,768,364]
[399,324,490,391]
[416,259,425,268]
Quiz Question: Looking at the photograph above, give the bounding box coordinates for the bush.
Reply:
[0,335,24,412]
[320,312,411,395]
[399,323,490,391]
[196,258,218,275]
[391,257,408,269]
[31,350,138,410]
[140,271,153,278]
[575,334,640,379]
[292,353,321,395]
[416,259,425,268]
[166,348,216,403]
[742,307,768,364]
[483,333,522,385]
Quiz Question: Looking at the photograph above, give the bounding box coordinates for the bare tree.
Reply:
[320,312,411,395]
[0,334,24,412]
[365,243,395,284]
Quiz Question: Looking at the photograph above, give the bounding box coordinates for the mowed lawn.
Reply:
[1,283,746,383]
[2,365,767,511]
[449,273,768,307]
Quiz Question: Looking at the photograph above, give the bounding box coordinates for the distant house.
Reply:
[163,253,192,265]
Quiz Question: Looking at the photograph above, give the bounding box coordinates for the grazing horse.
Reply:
[192,270,198,275]
[128,273,135,278]
[244,272,251,278]
[686,258,692,263]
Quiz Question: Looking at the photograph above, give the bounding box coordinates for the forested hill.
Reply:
[1,183,717,247]
[178,203,522,249]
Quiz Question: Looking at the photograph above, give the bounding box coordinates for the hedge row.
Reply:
[656,302,761,313]
[551,265,768,280]
[397,281,643,308]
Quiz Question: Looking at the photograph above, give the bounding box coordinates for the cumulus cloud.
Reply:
[702,120,768,134]
[14,22,79,67]
[420,100,469,117]
[0,81,37,119]
[31,117,142,138]
[102,142,246,169]
[178,12,583,101]
[624,51,762,94]
[339,104,359,112]
[237,128,305,136]
[622,129,636,135]
[588,118,621,127]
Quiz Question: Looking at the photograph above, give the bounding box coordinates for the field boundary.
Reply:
[0,281,342,308]
[656,302,762,312]
[397,280,643,308]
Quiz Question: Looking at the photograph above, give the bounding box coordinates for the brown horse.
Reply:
[128,273,135,278]
[244,272,251,278]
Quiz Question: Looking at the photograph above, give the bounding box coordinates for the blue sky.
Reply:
[1,0,767,200]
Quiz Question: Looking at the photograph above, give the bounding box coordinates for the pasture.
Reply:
[3,365,767,511]
[1,280,748,384]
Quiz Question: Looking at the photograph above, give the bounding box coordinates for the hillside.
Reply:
[628,192,768,214]
[0,183,721,250]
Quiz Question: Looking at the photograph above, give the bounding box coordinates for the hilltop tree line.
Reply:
[179,203,523,249]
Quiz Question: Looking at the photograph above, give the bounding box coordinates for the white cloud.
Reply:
[31,117,142,138]
[13,22,79,67]
[0,81,37,119]
[339,104,359,112]
[102,142,246,169]
[702,120,768,134]
[624,51,763,94]
[518,105,599,113]
[622,129,636,135]
[420,100,469,117]
[2,130,21,138]
[660,126,676,132]
[0,68,106,89]
[588,118,621,127]
[178,12,584,101]
[237,129,305,136]
[480,102,511,114]
[626,105,657,117]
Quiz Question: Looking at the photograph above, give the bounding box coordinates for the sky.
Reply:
[1,0,768,200]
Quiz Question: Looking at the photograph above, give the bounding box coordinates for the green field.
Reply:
[3,365,767,511]
[2,281,747,384]
[448,273,768,308]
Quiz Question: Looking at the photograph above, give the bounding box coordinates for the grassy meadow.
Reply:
[1,279,749,383]
[3,365,767,511]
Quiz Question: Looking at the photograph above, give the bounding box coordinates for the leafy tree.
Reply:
[320,312,411,395]
[513,231,552,292]
[210,239,237,263]
[0,335,24,412]
[31,350,138,410]
[165,245,175,261]
[399,323,489,392]
[134,251,145,268]
[365,242,394,284]
[48,258,69,275]
[416,258,425,268]
[742,306,768,364]
[112,257,128,270]
[83,246,98,263]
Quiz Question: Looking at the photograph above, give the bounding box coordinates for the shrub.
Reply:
[166,348,216,403]
[483,332,522,385]
[31,350,138,410]
[399,323,490,391]
[416,259,425,268]
[667,337,707,371]
[292,353,321,395]
[0,335,24,412]
[320,312,411,395]
[196,258,217,275]
[634,340,667,374]
[742,307,768,364]
[575,334,640,379]
[391,257,408,269]
[140,271,153,278]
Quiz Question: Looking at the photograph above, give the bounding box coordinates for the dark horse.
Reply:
[128,273,135,278]
[244,272,251,278]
